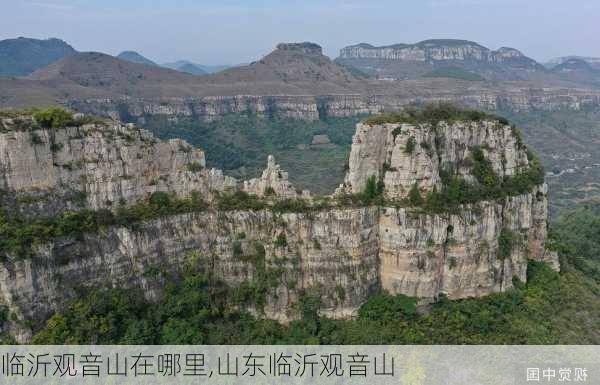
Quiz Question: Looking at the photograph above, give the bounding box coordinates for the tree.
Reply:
[408,183,424,206]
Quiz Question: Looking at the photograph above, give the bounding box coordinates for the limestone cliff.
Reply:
[0,114,236,212]
[341,120,529,197]
[0,109,558,342]
[338,112,559,299]
[68,88,600,125]
[339,40,536,66]
[337,39,544,80]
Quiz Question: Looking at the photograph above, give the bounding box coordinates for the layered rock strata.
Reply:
[0,111,558,342]
[68,89,600,124]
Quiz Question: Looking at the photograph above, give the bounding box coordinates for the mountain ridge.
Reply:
[337,38,545,80]
[117,50,157,66]
[0,37,77,76]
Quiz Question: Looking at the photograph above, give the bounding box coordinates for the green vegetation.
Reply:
[497,228,518,260]
[357,292,416,321]
[404,136,416,154]
[421,151,545,214]
[408,183,424,206]
[186,162,203,172]
[362,175,385,202]
[551,203,600,281]
[31,203,600,344]
[498,108,600,216]
[274,232,287,248]
[362,103,509,126]
[142,114,361,194]
[33,107,74,129]
[0,107,105,133]
[0,191,207,259]
[215,190,268,211]
[422,66,485,81]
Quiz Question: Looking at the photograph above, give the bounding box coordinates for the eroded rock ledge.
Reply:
[0,108,558,342]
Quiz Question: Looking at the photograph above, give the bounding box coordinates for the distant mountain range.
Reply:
[3,37,600,109]
[545,56,600,70]
[0,37,230,78]
[0,37,76,76]
[162,61,230,74]
[336,39,546,81]
[117,51,157,66]
[115,51,232,75]
[28,51,196,90]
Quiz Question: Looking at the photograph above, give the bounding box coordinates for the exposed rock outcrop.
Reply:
[243,155,301,198]
[0,110,559,342]
[68,87,600,125]
[340,120,529,198]
[0,115,236,211]
[339,40,535,65]
[337,115,558,298]
[337,39,544,80]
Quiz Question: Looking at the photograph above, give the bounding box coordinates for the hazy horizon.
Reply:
[2,0,599,65]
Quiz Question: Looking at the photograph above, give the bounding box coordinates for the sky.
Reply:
[1,0,599,65]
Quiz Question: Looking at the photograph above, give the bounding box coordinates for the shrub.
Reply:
[274,232,287,248]
[358,292,417,321]
[271,198,312,213]
[313,239,321,250]
[186,162,203,172]
[360,175,385,204]
[408,183,424,206]
[50,142,64,152]
[216,191,267,211]
[33,108,74,129]
[232,241,243,258]
[497,228,518,260]
[264,186,276,196]
[362,103,508,127]
[471,146,499,187]
[404,136,416,154]
[30,132,43,145]
[149,191,171,207]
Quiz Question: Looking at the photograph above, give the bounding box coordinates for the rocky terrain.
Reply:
[66,86,600,124]
[336,39,545,81]
[546,56,600,70]
[0,107,558,342]
[2,38,599,214]
[2,39,600,115]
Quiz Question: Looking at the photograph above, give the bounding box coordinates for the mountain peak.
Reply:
[275,42,323,56]
[117,51,157,66]
[0,36,77,76]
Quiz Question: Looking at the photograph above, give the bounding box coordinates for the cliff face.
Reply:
[0,115,236,212]
[339,40,535,66]
[1,207,380,339]
[0,110,558,342]
[342,120,528,197]
[337,115,558,299]
[378,186,556,299]
[337,40,543,80]
[68,88,600,124]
